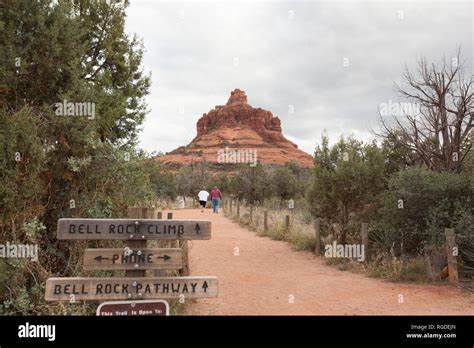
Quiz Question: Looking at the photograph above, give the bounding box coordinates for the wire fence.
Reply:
[219,197,474,285]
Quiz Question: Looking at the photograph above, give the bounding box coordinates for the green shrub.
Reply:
[373,166,473,260]
[0,0,153,315]
[307,135,385,244]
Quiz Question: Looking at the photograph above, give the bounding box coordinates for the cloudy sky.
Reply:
[125,0,473,155]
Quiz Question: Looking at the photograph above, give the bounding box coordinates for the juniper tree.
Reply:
[0,0,152,313]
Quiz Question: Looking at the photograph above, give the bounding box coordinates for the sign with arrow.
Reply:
[45,276,218,301]
[83,248,183,271]
[57,218,211,240]
[44,209,218,308]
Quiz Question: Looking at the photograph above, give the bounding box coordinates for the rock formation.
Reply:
[158,89,314,168]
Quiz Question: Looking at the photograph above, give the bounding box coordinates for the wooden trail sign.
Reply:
[45,276,218,301]
[97,300,169,316]
[45,208,218,308]
[57,218,211,240]
[83,248,183,271]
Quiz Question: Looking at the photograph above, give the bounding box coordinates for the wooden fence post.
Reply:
[249,205,253,224]
[285,215,290,232]
[445,228,459,285]
[126,207,148,277]
[264,210,268,232]
[237,199,240,218]
[314,218,321,256]
[361,222,369,263]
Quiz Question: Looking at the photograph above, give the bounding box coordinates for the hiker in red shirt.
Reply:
[210,186,222,213]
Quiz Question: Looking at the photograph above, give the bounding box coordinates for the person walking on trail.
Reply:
[197,190,210,213]
[210,186,222,213]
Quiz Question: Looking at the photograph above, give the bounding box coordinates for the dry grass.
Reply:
[225,204,316,252]
[367,255,432,283]
[224,201,434,283]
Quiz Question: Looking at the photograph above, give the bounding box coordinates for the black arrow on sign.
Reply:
[195,223,200,234]
[94,256,109,262]
[202,281,208,293]
[157,255,171,261]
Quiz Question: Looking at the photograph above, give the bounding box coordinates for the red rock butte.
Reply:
[158,89,314,168]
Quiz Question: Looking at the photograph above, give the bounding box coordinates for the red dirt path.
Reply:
[168,209,474,315]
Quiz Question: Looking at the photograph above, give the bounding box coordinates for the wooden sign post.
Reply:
[127,207,147,277]
[45,207,218,314]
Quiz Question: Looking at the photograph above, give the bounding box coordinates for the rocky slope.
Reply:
[157,89,314,168]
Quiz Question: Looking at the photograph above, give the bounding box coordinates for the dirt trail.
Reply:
[169,209,474,315]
